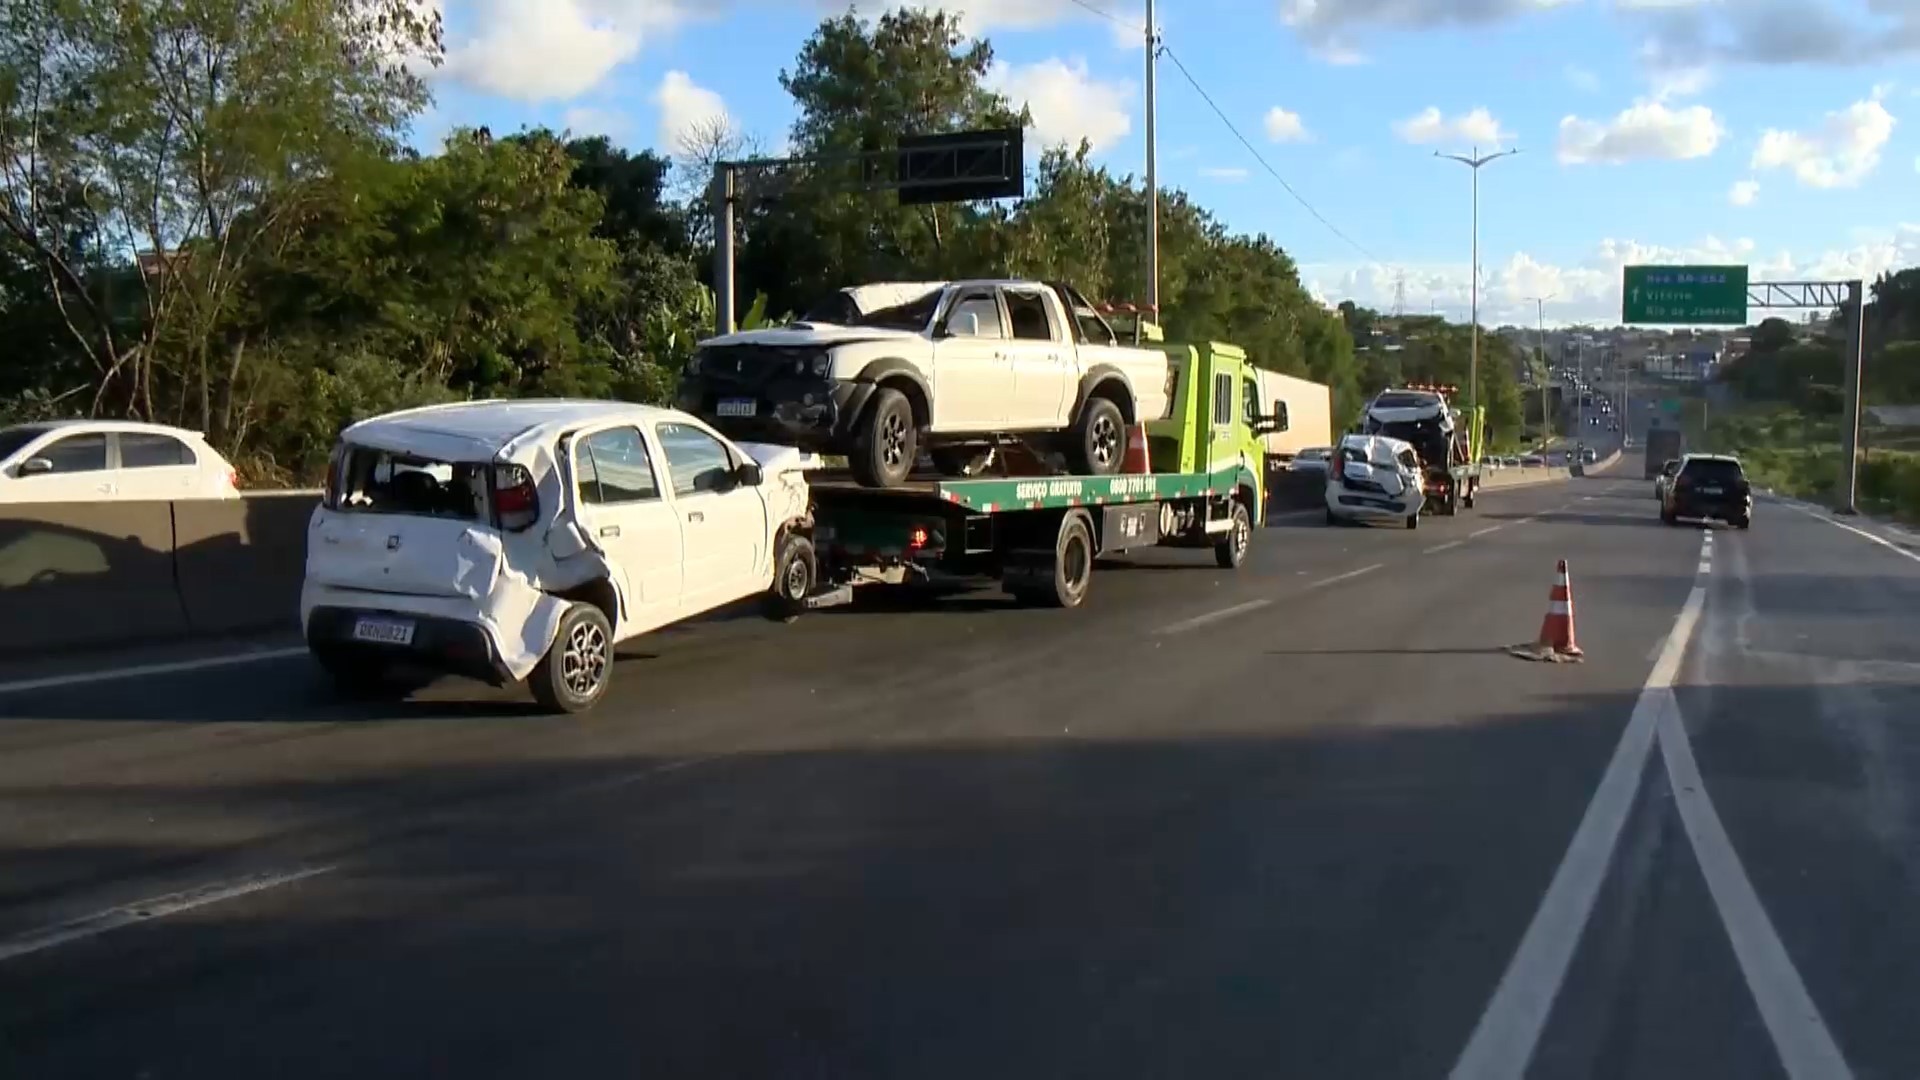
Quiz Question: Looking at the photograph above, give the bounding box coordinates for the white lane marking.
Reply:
[1471,525,1503,538]
[1698,561,1713,574]
[1424,540,1465,554]
[0,646,310,697]
[1450,546,1710,1080]
[1787,504,1920,566]
[1305,563,1384,590]
[1155,598,1273,635]
[1655,699,1855,1080]
[0,866,334,964]
[1156,562,1385,634]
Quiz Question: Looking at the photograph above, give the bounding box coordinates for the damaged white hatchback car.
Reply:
[1324,433,1426,530]
[302,400,818,712]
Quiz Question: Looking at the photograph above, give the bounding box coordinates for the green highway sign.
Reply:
[1622,265,1749,325]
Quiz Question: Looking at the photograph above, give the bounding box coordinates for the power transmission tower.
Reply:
[1392,273,1407,318]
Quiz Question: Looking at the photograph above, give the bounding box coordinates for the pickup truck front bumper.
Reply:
[677,371,874,449]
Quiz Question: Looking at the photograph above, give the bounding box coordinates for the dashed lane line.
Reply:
[1424,540,1465,555]
[1156,563,1385,635]
[0,867,335,964]
[0,646,311,697]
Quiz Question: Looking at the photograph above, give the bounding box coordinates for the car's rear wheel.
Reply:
[530,602,614,714]
[1068,396,1126,476]
[1406,513,1419,530]
[764,532,816,623]
[850,388,916,488]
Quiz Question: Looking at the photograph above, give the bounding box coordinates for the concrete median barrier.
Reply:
[174,493,318,635]
[0,491,319,657]
[1482,466,1572,490]
[0,501,189,654]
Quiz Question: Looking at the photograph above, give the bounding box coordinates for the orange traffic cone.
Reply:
[1508,559,1584,662]
[1120,423,1152,474]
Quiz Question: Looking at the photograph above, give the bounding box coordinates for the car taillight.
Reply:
[1330,453,1345,480]
[493,465,538,531]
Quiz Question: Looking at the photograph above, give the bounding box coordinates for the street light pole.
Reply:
[1525,294,1555,446]
[1436,147,1520,425]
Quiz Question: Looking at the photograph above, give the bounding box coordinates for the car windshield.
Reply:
[0,424,53,461]
[332,445,491,521]
[1682,458,1745,484]
[801,288,942,330]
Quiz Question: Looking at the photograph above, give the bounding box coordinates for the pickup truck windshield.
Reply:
[802,289,942,331]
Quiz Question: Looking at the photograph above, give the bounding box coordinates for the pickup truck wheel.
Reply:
[529,602,613,714]
[1214,500,1252,569]
[850,388,916,488]
[1068,397,1125,476]
[764,533,816,623]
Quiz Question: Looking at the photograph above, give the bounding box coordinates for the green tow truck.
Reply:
[799,336,1286,609]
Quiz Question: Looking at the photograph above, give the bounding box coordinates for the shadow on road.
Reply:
[5,678,1916,1080]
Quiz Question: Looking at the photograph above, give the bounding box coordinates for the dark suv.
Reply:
[1661,453,1752,528]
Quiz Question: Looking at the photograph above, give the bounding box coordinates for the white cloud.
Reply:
[652,70,729,156]
[987,58,1133,152]
[1393,106,1511,147]
[847,0,1144,42]
[1628,2,1920,70]
[1264,106,1311,143]
[1199,166,1250,181]
[1557,100,1723,164]
[1300,226,1920,328]
[1752,98,1896,188]
[439,0,692,102]
[1649,65,1711,100]
[1280,0,1574,60]
[1565,65,1601,92]
[1729,179,1759,206]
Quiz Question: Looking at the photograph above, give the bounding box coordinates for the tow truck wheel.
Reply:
[1406,513,1419,531]
[851,388,917,488]
[1012,512,1095,608]
[1215,500,1252,569]
[764,533,816,623]
[1463,483,1475,510]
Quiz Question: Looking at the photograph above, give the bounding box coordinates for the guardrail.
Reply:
[0,492,317,656]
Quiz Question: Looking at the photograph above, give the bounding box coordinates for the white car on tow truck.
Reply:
[302,400,818,713]
[1324,434,1426,529]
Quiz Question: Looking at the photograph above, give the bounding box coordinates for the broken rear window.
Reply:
[331,446,491,521]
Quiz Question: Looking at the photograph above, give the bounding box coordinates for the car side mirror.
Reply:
[16,457,52,476]
[735,461,764,487]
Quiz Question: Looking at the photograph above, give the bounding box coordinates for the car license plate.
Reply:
[717,398,757,417]
[352,617,415,646]
[1701,486,1722,495]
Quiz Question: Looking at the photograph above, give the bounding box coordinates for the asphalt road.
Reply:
[4,454,1919,1080]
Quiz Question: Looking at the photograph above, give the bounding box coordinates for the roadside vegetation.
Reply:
[1688,275,1920,523]
[2,1,1528,487]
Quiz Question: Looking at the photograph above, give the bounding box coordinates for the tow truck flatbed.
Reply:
[807,464,1247,513]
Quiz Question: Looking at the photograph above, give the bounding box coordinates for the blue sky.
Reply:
[412,0,1920,327]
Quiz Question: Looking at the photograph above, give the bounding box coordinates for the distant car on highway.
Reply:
[0,420,240,504]
[1661,453,1752,529]
[1287,446,1333,474]
[1580,447,1598,464]
[1653,457,1680,500]
[301,399,820,712]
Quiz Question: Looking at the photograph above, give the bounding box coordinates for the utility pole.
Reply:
[1525,294,1554,446]
[1143,0,1159,318]
[1436,147,1519,426]
[1838,279,1866,514]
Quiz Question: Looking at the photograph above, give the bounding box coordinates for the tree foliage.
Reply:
[2,3,1639,483]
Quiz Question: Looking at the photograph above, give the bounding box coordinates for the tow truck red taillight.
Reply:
[909,526,930,549]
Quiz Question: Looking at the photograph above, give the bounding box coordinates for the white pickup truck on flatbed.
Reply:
[675,279,1172,488]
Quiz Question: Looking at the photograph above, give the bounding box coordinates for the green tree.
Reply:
[0,0,441,436]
